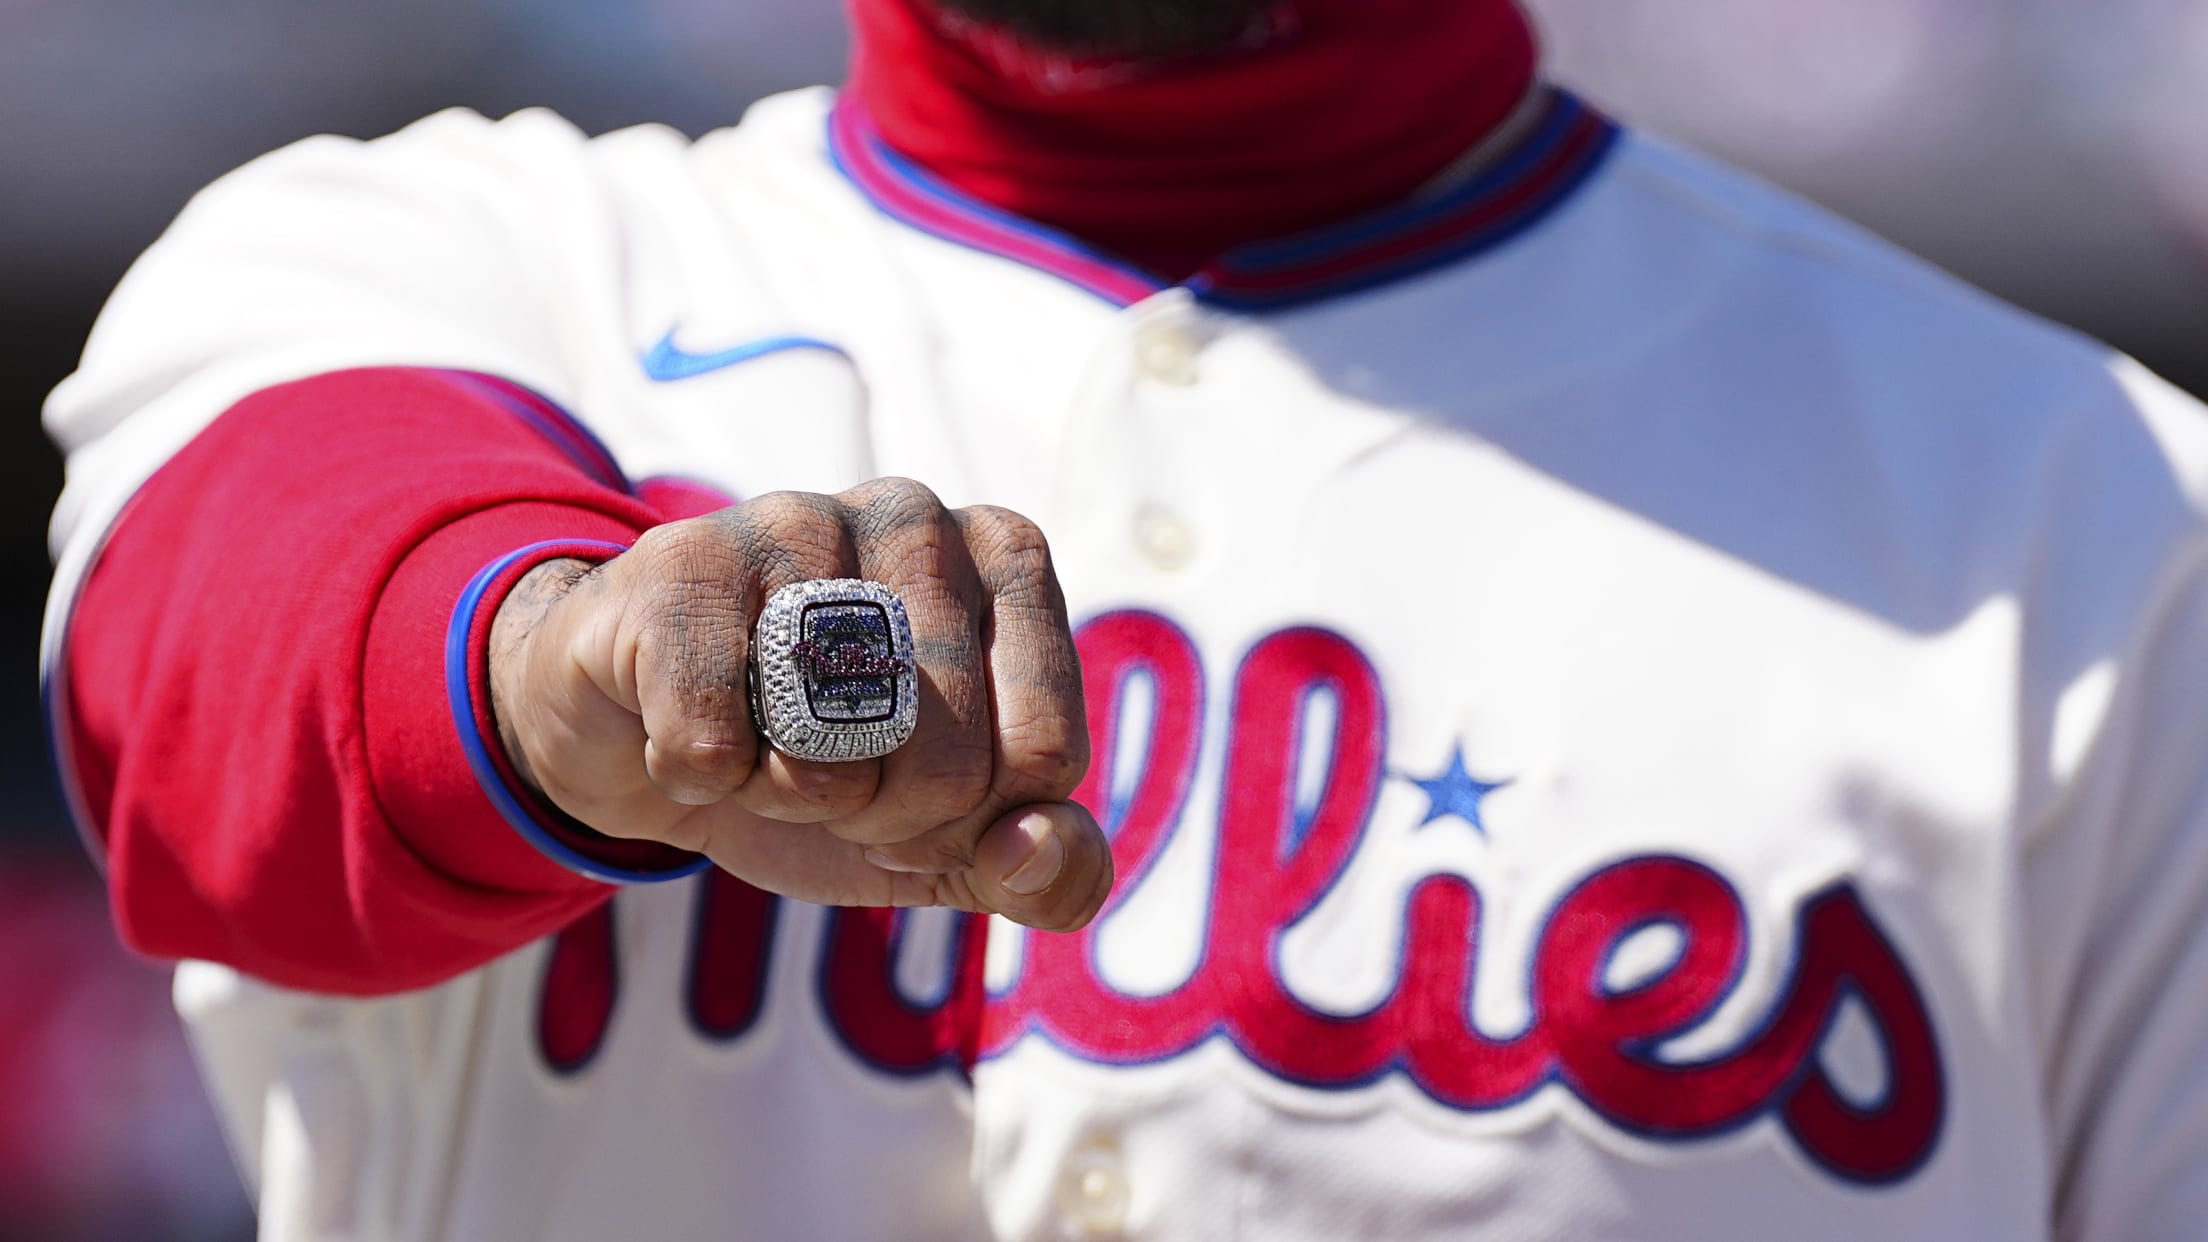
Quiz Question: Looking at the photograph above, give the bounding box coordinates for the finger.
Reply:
[859,503,1083,874]
[966,801,1114,932]
[959,505,1089,807]
[818,478,996,848]
[717,495,892,820]
[621,500,865,812]
[614,521,758,806]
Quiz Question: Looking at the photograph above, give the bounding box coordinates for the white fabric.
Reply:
[46,89,2208,1241]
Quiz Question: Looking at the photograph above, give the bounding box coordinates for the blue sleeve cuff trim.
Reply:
[446,540,713,886]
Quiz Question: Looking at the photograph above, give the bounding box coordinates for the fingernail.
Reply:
[864,848,960,876]
[999,814,1065,897]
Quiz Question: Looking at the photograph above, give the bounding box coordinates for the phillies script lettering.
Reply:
[536,611,1944,1185]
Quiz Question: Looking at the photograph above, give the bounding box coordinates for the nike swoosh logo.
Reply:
[641,330,847,382]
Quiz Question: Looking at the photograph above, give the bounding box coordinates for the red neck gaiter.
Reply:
[845,0,1538,280]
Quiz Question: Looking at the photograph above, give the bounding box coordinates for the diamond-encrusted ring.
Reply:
[748,579,920,763]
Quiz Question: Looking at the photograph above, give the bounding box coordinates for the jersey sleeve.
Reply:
[45,106,651,579]
[42,111,715,995]
[2020,363,2208,1238]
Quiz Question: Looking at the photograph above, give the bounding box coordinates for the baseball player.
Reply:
[41,0,2208,1238]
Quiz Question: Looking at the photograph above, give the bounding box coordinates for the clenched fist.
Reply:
[488,478,1112,931]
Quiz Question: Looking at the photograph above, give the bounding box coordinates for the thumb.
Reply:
[967,801,1114,932]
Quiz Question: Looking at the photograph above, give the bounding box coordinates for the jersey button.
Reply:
[1135,324,1201,387]
[1054,1140,1131,1236]
[1133,505,1197,572]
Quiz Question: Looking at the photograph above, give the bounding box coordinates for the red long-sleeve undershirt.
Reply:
[60,367,720,994]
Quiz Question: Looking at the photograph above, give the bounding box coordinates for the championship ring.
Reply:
[749,579,920,763]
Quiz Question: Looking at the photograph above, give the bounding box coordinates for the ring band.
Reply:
[749,579,920,763]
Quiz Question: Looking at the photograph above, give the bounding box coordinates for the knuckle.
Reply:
[851,476,946,530]
[632,519,738,587]
[743,489,844,525]
[960,506,1055,595]
[894,736,996,820]
[879,835,979,874]
[916,871,982,915]
[847,478,963,587]
[996,712,1090,797]
[731,491,851,581]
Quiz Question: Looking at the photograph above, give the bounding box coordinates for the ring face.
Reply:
[751,579,919,762]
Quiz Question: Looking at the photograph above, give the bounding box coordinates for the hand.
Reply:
[487,479,1111,931]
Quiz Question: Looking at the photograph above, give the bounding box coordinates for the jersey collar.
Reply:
[827,87,1619,312]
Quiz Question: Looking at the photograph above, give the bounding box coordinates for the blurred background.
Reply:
[1,1,2202,1238]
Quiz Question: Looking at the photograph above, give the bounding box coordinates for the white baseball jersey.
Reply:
[43,83,2208,1241]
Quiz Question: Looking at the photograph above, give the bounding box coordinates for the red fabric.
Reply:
[848,0,1538,279]
[637,475,743,520]
[437,533,707,878]
[63,368,666,995]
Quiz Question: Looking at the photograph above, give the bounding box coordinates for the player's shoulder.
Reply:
[1593,123,2208,621]
[186,104,675,218]
[172,87,836,232]
[1579,121,2208,461]
[1589,123,2119,380]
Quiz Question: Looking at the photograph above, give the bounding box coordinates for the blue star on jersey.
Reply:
[1407,746,1510,834]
